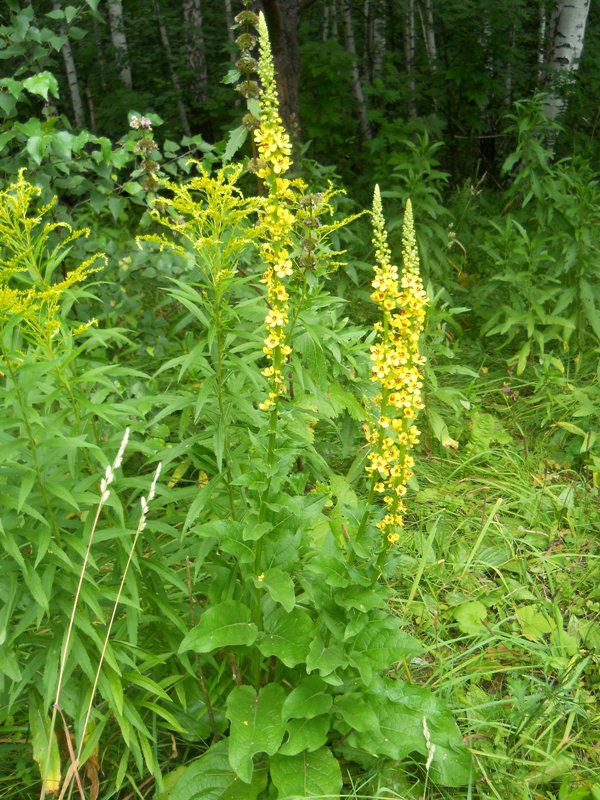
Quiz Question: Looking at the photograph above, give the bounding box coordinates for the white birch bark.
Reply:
[53,0,85,127]
[371,0,386,81]
[404,0,416,118]
[107,0,132,90]
[183,0,208,104]
[342,0,372,140]
[543,0,590,122]
[419,0,437,73]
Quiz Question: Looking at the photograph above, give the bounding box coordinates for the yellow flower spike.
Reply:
[253,12,298,411]
[365,187,428,544]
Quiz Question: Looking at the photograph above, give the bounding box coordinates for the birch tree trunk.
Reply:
[543,0,590,123]
[183,0,208,105]
[152,0,191,135]
[52,0,85,128]
[342,0,372,140]
[107,0,132,90]
[418,0,438,111]
[404,0,416,118]
[371,0,386,82]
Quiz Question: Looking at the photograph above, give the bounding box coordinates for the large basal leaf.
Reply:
[165,741,266,800]
[257,607,314,667]
[179,601,257,654]
[350,679,472,787]
[226,683,286,784]
[270,747,342,799]
[348,618,422,685]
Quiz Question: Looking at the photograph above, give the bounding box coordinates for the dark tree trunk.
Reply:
[259,0,318,138]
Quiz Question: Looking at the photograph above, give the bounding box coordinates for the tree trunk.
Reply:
[224,0,237,65]
[107,0,132,90]
[371,0,386,82]
[152,0,191,135]
[183,0,208,105]
[53,0,85,128]
[342,0,372,140]
[404,0,416,118]
[260,0,318,138]
[543,0,590,123]
[419,0,437,73]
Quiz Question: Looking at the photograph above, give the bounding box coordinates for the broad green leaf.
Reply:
[26,134,47,165]
[270,747,342,799]
[351,680,471,787]
[166,741,266,799]
[179,601,257,654]
[281,676,332,720]
[454,601,488,634]
[256,568,295,612]
[334,693,381,734]
[29,696,61,794]
[348,620,422,685]
[258,607,314,667]
[23,72,59,101]
[226,684,286,783]
[306,632,347,679]
[279,715,329,756]
[517,605,554,642]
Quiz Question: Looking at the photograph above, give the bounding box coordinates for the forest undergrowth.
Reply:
[0,7,599,800]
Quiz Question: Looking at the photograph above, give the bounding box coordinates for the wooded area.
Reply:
[0,2,599,799]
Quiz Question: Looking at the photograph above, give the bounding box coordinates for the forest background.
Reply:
[0,1,599,799]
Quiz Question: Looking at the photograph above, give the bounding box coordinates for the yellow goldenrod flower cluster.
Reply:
[365,187,428,543]
[254,13,296,412]
[0,171,102,350]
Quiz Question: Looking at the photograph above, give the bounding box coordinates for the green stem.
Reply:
[213,290,237,520]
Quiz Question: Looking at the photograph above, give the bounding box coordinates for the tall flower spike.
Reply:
[365,188,427,544]
[254,13,295,412]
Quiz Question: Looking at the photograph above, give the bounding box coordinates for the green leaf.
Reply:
[270,747,342,799]
[282,676,332,720]
[279,715,329,756]
[517,605,554,642]
[26,134,47,165]
[29,695,61,794]
[51,130,73,160]
[348,620,422,685]
[222,125,248,164]
[256,568,295,612]
[258,607,315,667]
[351,679,472,787]
[179,601,257,654]
[580,279,600,340]
[23,72,59,101]
[166,741,266,800]
[226,684,286,783]
[454,600,488,634]
[334,693,381,734]
[306,632,347,680]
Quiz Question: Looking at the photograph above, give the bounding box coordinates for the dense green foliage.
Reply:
[0,2,599,799]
